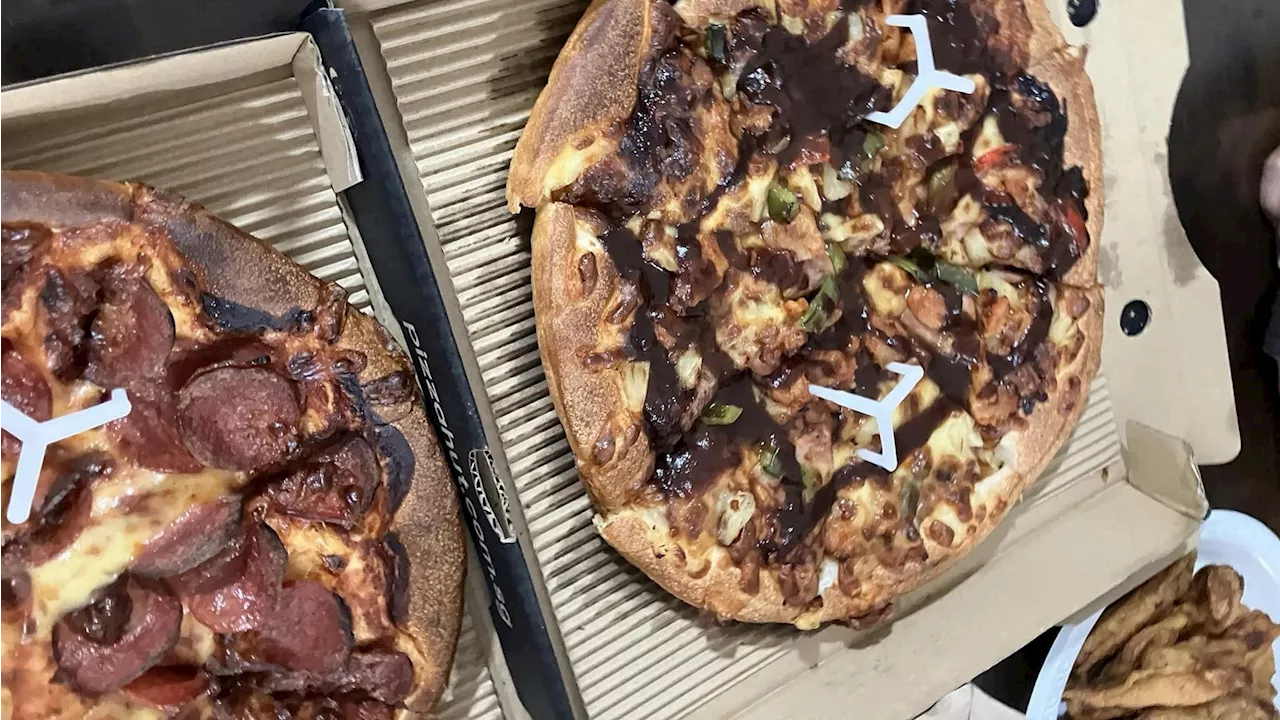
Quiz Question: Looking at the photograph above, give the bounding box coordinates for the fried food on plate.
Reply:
[1102,611,1192,682]
[1135,694,1277,720]
[1065,553,1280,720]
[1063,668,1249,712]
[1075,554,1197,678]
[1185,565,1247,633]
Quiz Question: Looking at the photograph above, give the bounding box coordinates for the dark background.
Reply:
[3,0,1277,712]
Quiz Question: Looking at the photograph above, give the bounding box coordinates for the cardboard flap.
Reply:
[1124,421,1209,520]
[1048,0,1239,464]
[2,34,305,123]
[292,38,364,192]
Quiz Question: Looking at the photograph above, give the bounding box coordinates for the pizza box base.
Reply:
[322,0,1241,717]
[0,30,517,720]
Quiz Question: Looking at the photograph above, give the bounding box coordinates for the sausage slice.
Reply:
[176,522,285,633]
[132,495,242,577]
[178,367,300,471]
[52,577,182,694]
[229,580,353,674]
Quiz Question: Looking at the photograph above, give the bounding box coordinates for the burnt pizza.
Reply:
[507,0,1103,627]
[0,171,465,717]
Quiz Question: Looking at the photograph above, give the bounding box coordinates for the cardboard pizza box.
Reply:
[0,27,518,720]
[302,0,1238,717]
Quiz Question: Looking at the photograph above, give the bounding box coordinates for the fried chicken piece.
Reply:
[1184,565,1246,634]
[1074,554,1197,678]
[1063,668,1249,713]
[1135,694,1274,720]
[1101,611,1192,683]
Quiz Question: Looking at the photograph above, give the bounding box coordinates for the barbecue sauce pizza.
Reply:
[508,0,1103,627]
[0,172,465,718]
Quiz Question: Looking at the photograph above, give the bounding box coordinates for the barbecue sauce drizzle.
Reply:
[589,0,1087,563]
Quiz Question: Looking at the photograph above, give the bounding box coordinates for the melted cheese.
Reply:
[971,114,1007,160]
[269,520,391,643]
[28,468,240,636]
[84,699,164,720]
[172,612,219,666]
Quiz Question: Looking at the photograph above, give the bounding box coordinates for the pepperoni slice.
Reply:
[132,495,242,577]
[164,338,277,392]
[38,267,100,379]
[263,436,379,528]
[106,387,203,474]
[121,666,209,712]
[52,577,182,694]
[4,486,94,571]
[177,368,300,471]
[255,650,414,705]
[231,580,353,674]
[167,527,248,596]
[84,267,174,389]
[1,345,51,457]
[177,522,285,633]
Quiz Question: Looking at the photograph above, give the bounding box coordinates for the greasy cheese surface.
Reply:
[28,466,241,633]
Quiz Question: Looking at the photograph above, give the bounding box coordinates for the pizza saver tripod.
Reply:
[1,388,131,524]
[864,14,977,129]
[809,362,925,473]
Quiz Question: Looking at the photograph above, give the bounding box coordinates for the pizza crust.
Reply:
[1005,285,1105,485]
[532,203,657,510]
[507,0,664,211]
[595,467,1024,627]
[1,171,466,712]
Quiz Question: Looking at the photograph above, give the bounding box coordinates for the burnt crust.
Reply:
[0,170,466,711]
[507,0,665,211]
[514,0,1103,625]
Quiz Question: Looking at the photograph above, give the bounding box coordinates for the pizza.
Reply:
[0,172,465,718]
[507,0,1103,627]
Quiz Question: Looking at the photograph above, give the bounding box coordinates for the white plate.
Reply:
[1026,509,1280,719]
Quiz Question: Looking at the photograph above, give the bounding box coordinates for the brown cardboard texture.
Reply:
[1,33,512,720]
[341,0,1231,717]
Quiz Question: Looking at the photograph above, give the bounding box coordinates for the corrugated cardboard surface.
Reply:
[356,0,1225,717]
[1045,0,1238,464]
[0,33,505,720]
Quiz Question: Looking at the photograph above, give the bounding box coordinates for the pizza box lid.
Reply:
[323,0,1234,717]
[0,26,517,720]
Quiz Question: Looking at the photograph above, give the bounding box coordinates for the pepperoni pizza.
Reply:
[0,172,465,718]
[508,0,1103,627]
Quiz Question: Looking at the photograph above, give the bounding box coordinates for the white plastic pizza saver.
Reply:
[864,14,977,129]
[808,361,924,472]
[1026,509,1280,719]
[1,388,132,524]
